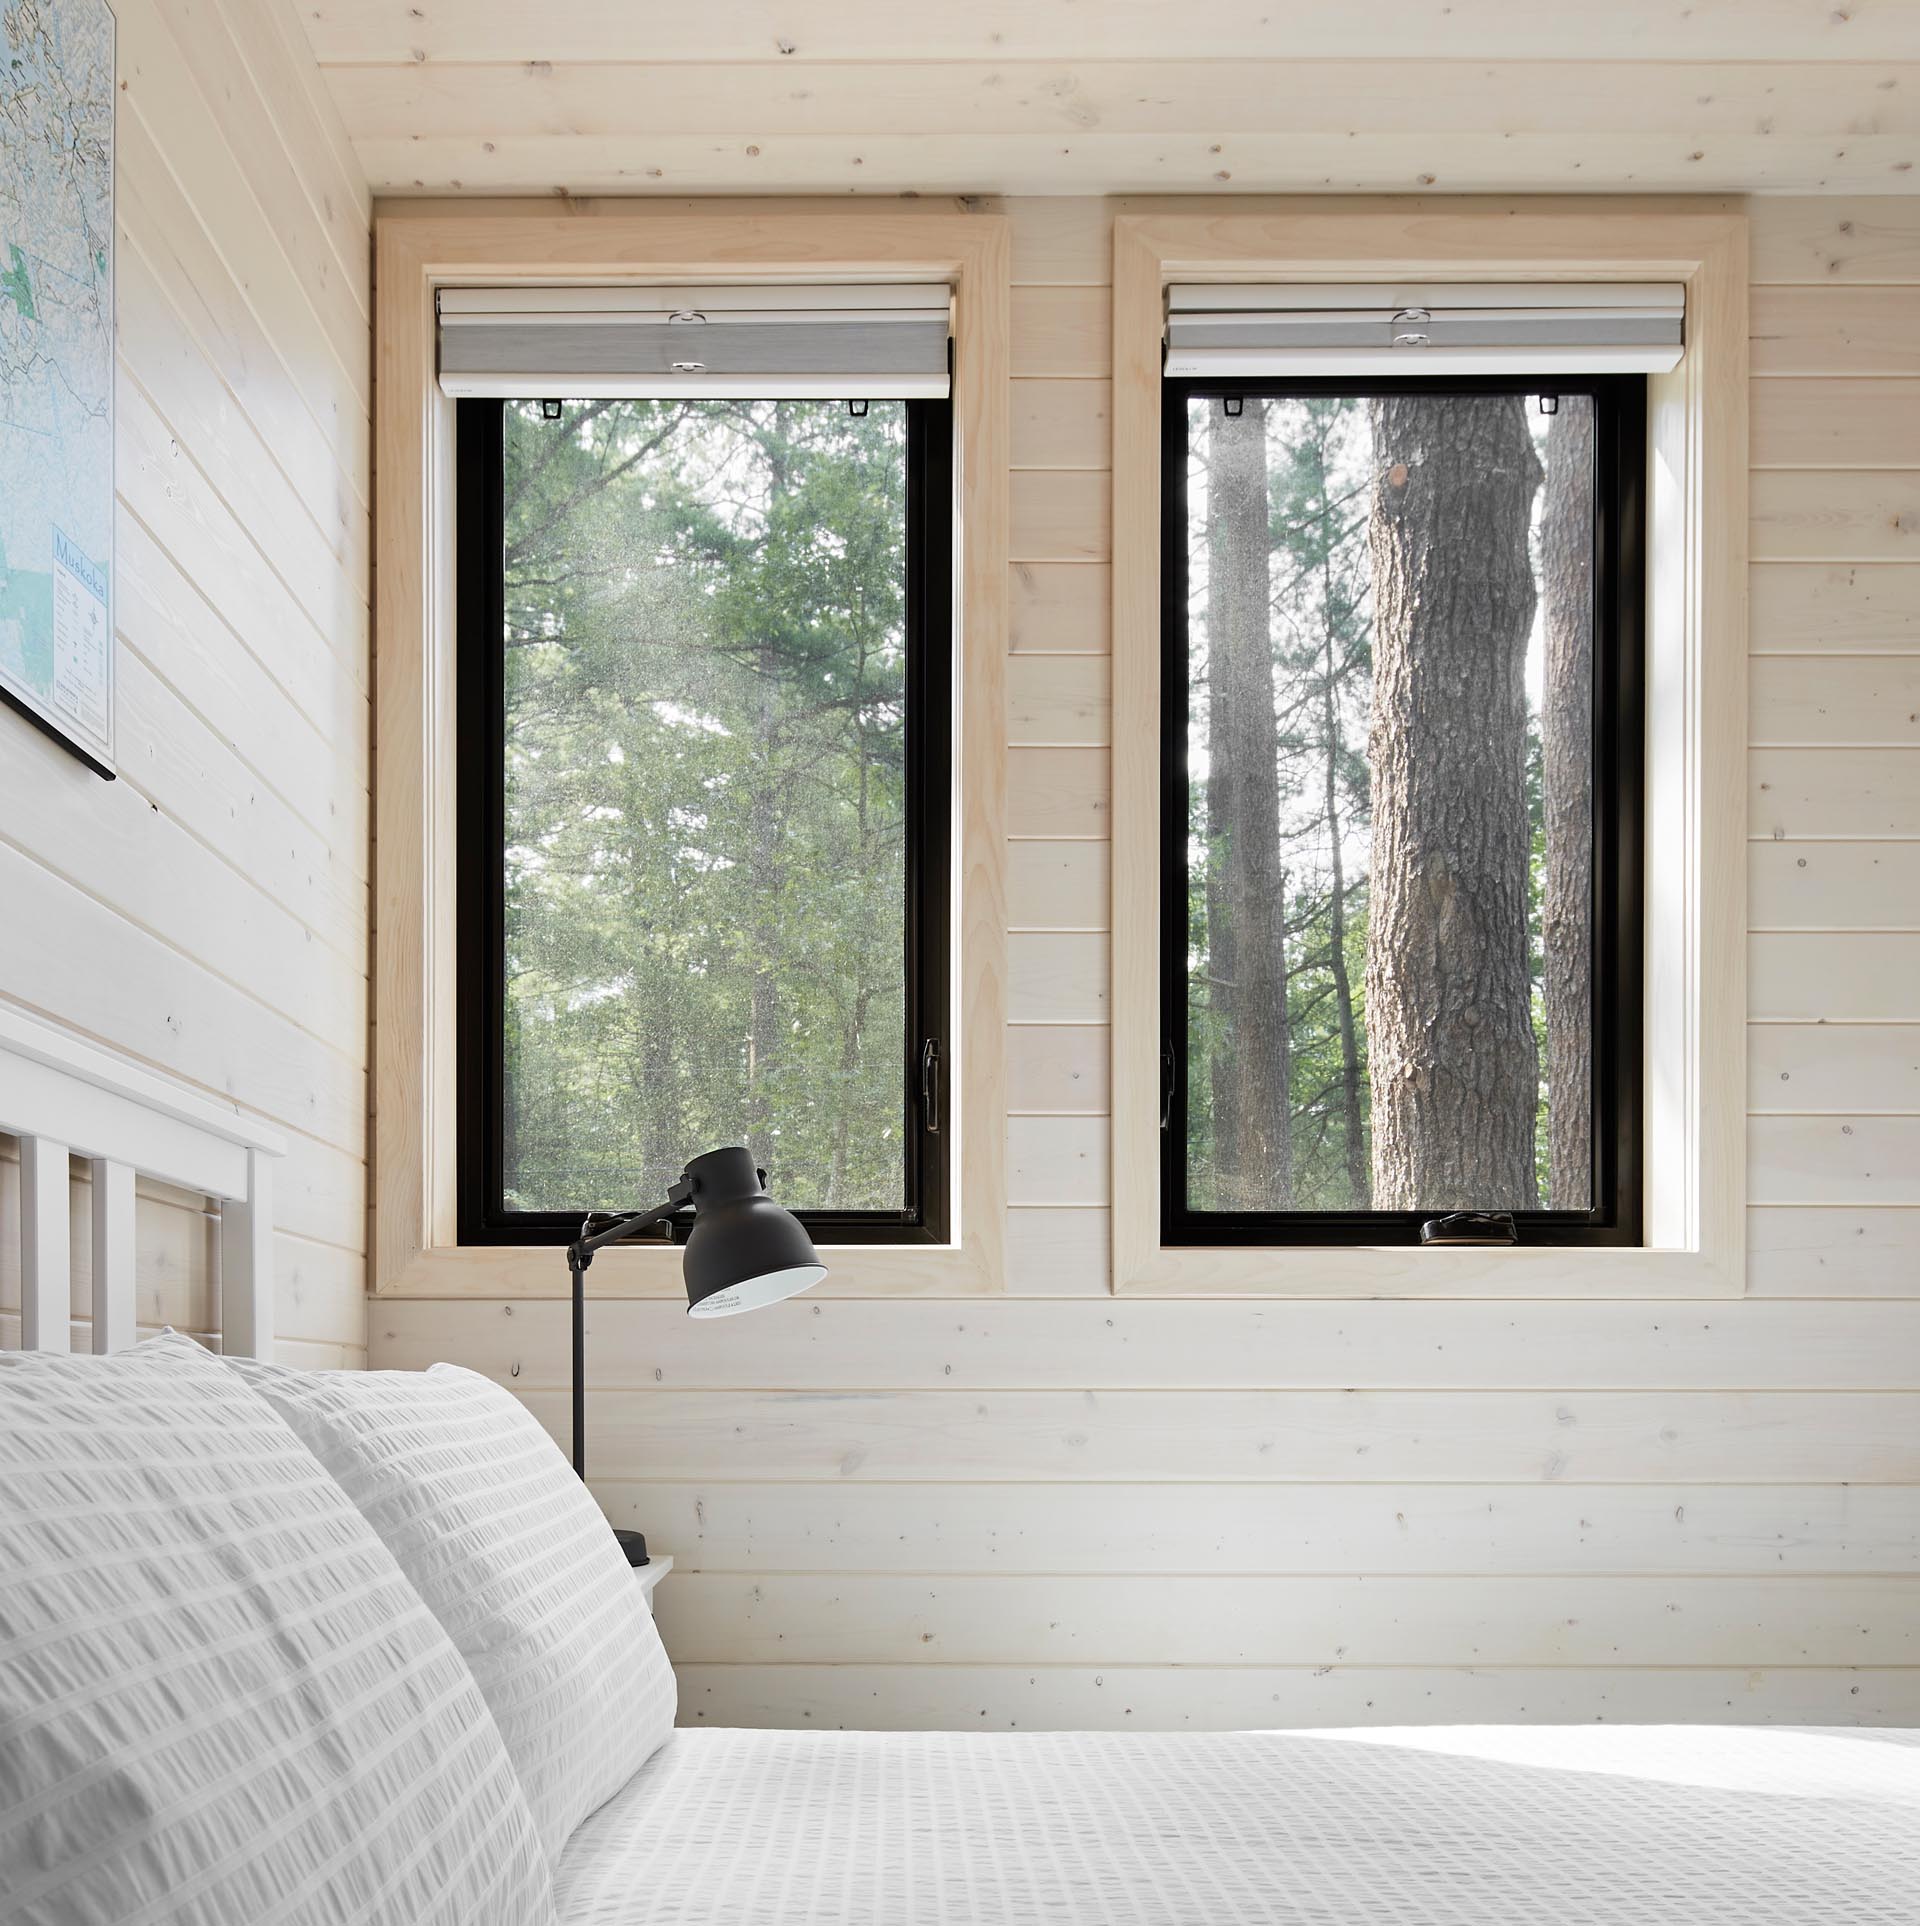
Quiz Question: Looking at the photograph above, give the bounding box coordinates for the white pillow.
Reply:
[231,1358,677,1863]
[0,1331,555,1926]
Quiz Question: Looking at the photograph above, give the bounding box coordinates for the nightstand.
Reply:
[632,1554,673,1616]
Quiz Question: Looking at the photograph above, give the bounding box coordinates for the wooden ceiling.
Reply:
[296,1,1920,197]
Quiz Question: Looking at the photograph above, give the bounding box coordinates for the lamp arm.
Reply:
[567,1178,695,1272]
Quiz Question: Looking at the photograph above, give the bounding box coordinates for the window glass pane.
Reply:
[499,398,910,1213]
[1180,391,1595,1215]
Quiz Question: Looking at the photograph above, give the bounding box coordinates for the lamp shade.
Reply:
[679,1146,827,1318]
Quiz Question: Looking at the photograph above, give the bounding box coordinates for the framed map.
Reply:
[1,0,115,778]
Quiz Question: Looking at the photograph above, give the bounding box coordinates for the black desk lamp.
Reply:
[566,1145,826,1564]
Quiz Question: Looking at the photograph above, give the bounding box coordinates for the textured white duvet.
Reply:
[554,1724,1920,1925]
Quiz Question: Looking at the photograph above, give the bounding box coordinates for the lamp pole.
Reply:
[560,1148,827,1569]
[565,1177,694,1479]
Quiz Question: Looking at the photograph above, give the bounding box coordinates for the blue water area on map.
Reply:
[0,536,56,684]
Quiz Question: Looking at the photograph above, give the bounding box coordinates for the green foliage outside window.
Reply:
[497,398,911,1213]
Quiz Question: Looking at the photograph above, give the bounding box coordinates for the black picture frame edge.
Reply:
[0,685,116,781]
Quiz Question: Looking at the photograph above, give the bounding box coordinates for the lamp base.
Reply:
[613,1528,649,1568]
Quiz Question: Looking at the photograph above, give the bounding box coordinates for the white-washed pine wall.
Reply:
[0,0,371,1365]
[372,195,1920,1729]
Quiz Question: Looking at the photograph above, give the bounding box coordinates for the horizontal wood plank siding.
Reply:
[1749,842,1920,928]
[596,1479,1920,1575]
[1,1,370,1360]
[313,23,1920,195]
[367,195,1920,1731]
[306,8,1920,67]
[377,1296,1920,1394]
[655,1572,1920,1666]
[533,1388,1920,1486]
[676,1665,1920,1731]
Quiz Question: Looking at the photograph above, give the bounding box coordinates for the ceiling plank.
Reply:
[355,129,1919,198]
[325,54,1920,195]
[327,59,1920,144]
[299,0,1920,67]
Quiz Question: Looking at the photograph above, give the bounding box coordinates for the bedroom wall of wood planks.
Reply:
[372,194,1920,1731]
[0,0,1907,1737]
[0,0,372,1367]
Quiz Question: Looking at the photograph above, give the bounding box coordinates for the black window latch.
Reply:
[919,1037,942,1135]
[1419,1211,1518,1245]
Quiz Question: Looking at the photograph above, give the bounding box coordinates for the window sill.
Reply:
[1118,1243,1742,1299]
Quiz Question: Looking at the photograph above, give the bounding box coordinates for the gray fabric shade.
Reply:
[437,283,952,398]
[1165,282,1685,376]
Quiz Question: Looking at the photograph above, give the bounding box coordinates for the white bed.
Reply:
[7,1011,1918,1926]
[555,1724,1920,1925]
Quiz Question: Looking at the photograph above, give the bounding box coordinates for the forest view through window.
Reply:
[457,396,951,1242]
[1163,381,1642,1243]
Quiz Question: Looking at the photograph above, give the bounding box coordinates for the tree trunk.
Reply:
[629,761,688,1200]
[1541,401,1595,1209]
[744,427,788,1164]
[828,626,875,1208]
[827,979,871,1207]
[1364,395,1543,1210]
[639,987,684,1198]
[1204,401,1293,1209]
[744,681,782,1164]
[1299,414,1370,1209]
[1320,637,1369,1209]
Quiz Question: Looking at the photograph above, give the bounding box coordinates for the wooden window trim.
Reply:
[373,205,1010,1299]
[1111,199,1749,1297]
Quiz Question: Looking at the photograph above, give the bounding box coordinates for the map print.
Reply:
[1,0,114,772]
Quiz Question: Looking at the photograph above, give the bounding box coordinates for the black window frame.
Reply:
[454,393,954,1248]
[1159,374,1646,1248]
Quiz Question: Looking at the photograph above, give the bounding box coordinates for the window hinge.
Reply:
[919,1037,943,1135]
[1160,1041,1177,1131]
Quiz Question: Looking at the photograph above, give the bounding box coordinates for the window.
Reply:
[1159,378,1644,1246]
[456,393,953,1245]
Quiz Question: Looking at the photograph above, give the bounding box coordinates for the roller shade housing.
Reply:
[438,283,953,399]
[1165,282,1684,377]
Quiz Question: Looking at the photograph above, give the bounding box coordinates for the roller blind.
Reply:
[437,284,953,400]
[1165,282,1684,377]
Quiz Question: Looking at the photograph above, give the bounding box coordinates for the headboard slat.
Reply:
[89,1157,138,1356]
[20,1134,73,1355]
[218,1149,274,1362]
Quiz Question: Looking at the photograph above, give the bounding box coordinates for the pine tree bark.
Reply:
[827,623,872,1209]
[744,426,789,1164]
[1541,402,1595,1209]
[1304,417,1370,1208]
[1321,642,1369,1209]
[1364,395,1543,1210]
[1203,402,1293,1209]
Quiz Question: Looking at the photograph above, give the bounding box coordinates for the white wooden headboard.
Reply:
[0,1007,287,1359]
